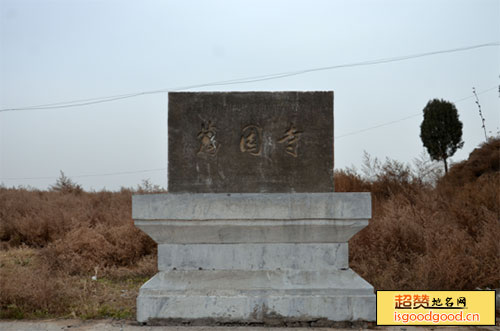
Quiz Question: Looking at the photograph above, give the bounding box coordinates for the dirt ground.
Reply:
[0,319,499,331]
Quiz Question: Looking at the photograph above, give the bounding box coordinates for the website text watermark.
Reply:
[376,290,495,326]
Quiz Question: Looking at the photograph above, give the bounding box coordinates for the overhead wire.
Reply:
[0,42,498,112]
[1,168,168,181]
[1,42,498,181]
[1,86,496,181]
[335,86,497,139]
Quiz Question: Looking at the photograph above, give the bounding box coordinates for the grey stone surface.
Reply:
[134,193,370,244]
[135,219,368,244]
[157,243,348,271]
[168,91,334,193]
[137,269,375,323]
[496,288,500,311]
[132,193,371,220]
[141,269,373,294]
[133,91,376,324]
[133,193,375,323]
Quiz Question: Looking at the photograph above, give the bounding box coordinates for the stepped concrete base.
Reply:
[157,243,348,270]
[133,193,376,324]
[137,269,375,323]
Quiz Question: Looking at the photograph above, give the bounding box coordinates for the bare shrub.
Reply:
[349,186,500,290]
[0,248,77,318]
[412,150,443,185]
[50,171,83,195]
[347,138,500,291]
[0,189,72,247]
[334,168,370,193]
[440,136,499,187]
[0,185,156,278]
[41,223,156,276]
[0,247,148,319]
[0,183,158,318]
[135,179,167,194]
[0,139,498,318]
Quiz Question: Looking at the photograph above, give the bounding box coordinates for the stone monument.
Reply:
[133,91,375,324]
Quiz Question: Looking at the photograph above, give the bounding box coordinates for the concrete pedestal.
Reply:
[133,193,375,324]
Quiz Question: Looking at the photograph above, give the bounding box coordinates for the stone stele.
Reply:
[133,91,375,325]
[168,91,334,193]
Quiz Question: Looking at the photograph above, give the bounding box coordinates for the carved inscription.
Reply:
[198,121,304,158]
[240,125,262,156]
[278,124,302,157]
[197,121,219,156]
[168,91,334,193]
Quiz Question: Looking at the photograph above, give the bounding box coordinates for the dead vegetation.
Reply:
[342,137,500,291]
[0,139,499,319]
[0,184,160,319]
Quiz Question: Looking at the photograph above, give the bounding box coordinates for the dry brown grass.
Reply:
[0,247,73,318]
[0,188,157,276]
[0,185,159,319]
[0,139,498,319]
[0,246,149,319]
[343,138,500,291]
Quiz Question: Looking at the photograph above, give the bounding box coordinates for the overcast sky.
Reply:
[1,0,499,191]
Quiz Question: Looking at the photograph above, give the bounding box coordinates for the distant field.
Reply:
[1,138,499,320]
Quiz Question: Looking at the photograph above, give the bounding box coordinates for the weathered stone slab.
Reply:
[157,243,348,270]
[137,269,376,323]
[134,193,376,322]
[135,219,367,244]
[132,192,371,220]
[168,91,334,193]
[133,193,371,244]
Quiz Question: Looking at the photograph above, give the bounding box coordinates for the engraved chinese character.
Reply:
[278,123,302,157]
[197,121,219,156]
[240,125,262,156]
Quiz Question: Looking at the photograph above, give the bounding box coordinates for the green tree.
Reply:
[420,99,464,173]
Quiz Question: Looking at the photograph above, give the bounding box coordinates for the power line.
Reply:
[335,114,421,139]
[2,85,496,182]
[335,86,497,139]
[1,42,498,112]
[1,168,167,181]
